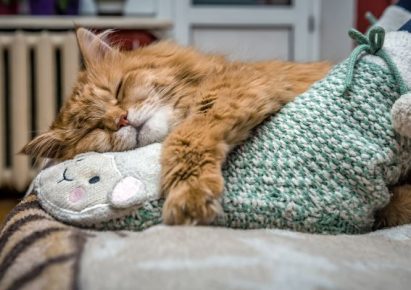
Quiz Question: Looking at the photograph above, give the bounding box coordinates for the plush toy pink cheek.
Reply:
[68,187,85,203]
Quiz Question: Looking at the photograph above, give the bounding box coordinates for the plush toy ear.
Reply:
[75,28,115,68]
[391,92,411,138]
[108,176,147,208]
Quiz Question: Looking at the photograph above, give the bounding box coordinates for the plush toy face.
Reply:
[33,143,162,225]
[35,151,158,224]
[42,154,122,210]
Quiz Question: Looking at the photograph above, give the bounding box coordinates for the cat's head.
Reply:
[22,28,201,161]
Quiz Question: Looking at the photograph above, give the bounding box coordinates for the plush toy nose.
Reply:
[118,114,129,128]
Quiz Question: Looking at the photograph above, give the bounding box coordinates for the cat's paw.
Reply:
[160,126,229,225]
[162,175,223,225]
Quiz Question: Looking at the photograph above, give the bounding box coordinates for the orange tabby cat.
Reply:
[21,28,411,227]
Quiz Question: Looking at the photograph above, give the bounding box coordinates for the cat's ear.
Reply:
[21,130,66,159]
[75,28,115,67]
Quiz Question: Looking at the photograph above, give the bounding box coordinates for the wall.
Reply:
[319,0,356,62]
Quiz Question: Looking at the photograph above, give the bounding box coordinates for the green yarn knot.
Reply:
[344,26,408,95]
[349,26,384,54]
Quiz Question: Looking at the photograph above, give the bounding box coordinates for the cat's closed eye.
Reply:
[115,78,124,100]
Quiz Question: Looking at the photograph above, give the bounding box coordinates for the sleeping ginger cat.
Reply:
[22,28,411,228]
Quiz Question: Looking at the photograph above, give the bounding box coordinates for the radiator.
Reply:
[0,31,80,191]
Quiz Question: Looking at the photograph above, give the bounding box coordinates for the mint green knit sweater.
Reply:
[98,56,411,234]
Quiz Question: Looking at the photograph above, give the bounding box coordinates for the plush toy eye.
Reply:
[89,176,100,184]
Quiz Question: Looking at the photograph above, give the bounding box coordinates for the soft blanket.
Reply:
[1,194,411,290]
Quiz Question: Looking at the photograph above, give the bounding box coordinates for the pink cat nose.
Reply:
[118,114,129,128]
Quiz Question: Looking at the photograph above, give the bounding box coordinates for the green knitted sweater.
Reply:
[98,56,411,234]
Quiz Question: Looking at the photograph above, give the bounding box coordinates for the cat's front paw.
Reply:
[160,128,228,225]
[162,176,223,225]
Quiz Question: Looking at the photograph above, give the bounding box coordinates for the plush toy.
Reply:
[34,28,411,234]
[392,93,411,138]
[35,143,163,226]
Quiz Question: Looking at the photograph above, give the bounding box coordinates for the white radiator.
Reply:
[0,31,80,191]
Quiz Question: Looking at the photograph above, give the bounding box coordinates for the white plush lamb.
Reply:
[392,93,411,138]
[34,143,163,225]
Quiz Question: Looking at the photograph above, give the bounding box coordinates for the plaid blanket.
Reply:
[1,193,411,290]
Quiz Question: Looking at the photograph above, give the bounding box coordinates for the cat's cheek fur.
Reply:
[73,127,138,156]
[73,130,112,156]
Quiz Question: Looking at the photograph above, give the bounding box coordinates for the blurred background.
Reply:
[0,0,395,221]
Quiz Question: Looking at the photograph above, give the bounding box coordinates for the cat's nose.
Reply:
[118,114,129,128]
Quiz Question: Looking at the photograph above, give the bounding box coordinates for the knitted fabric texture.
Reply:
[98,58,411,234]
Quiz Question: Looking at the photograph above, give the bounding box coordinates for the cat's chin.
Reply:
[129,106,172,148]
[136,121,168,147]
[114,126,139,150]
